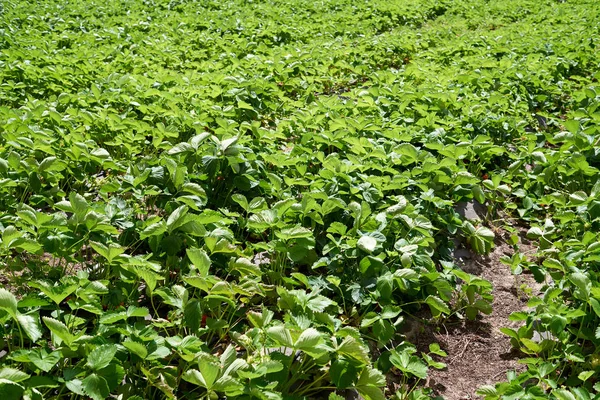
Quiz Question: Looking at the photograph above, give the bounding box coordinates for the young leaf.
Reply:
[429,343,447,357]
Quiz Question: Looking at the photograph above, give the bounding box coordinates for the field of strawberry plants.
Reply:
[1,0,600,398]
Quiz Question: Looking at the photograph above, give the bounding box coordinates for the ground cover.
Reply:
[0,0,600,398]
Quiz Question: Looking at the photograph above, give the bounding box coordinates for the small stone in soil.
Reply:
[454,200,486,221]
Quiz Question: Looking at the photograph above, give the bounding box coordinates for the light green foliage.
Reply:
[0,0,599,398]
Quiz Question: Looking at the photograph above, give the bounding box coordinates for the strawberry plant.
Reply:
[1,0,599,398]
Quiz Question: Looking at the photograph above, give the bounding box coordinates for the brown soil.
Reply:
[417,230,542,399]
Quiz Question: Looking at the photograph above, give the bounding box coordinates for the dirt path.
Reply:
[419,230,542,399]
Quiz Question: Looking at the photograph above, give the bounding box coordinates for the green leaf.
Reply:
[425,296,451,315]
[472,185,486,204]
[422,352,446,369]
[499,327,519,339]
[212,376,244,394]
[0,368,30,383]
[476,385,498,396]
[307,294,334,312]
[380,305,402,319]
[294,328,323,352]
[90,241,125,263]
[86,344,117,371]
[127,306,149,318]
[428,343,447,357]
[0,379,24,400]
[97,363,125,392]
[543,258,564,271]
[355,367,386,400]
[569,191,588,205]
[406,360,429,379]
[186,248,211,276]
[197,355,220,389]
[231,257,262,277]
[538,363,557,378]
[531,151,547,164]
[357,236,377,253]
[182,183,207,200]
[231,194,249,212]
[42,317,74,347]
[166,205,189,233]
[65,379,86,396]
[13,238,43,253]
[99,312,128,325]
[16,313,43,342]
[140,221,167,239]
[82,374,110,400]
[578,370,594,382]
[526,227,543,239]
[590,298,600,318]
[182,275,210,292]
[389,350,428,379]
[474,299,492,315]
[356,386,385,400]
[266,326,293,348]
[184,300,203,333]
[137,269,161,292]
[322,198,346,215]
[183,362,220,390]
[0,289,18,318]
[123,340,148,359]
[90,241,109,259]
[337,336,370,365]
[552,389,576,400]
[247,308,274,328]
[28,348,61,373]
[30,281,78,305]
[69,192,89,220]
[276,226,313,240]
[330,360,359,389]
[521,338,542,353]
[168,142,193,155]
[397,143,418,164]
[569,272,591,300]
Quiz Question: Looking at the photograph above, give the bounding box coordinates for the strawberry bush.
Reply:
[0,0,599,398]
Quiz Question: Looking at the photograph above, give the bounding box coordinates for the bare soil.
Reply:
[417,230,542,399]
